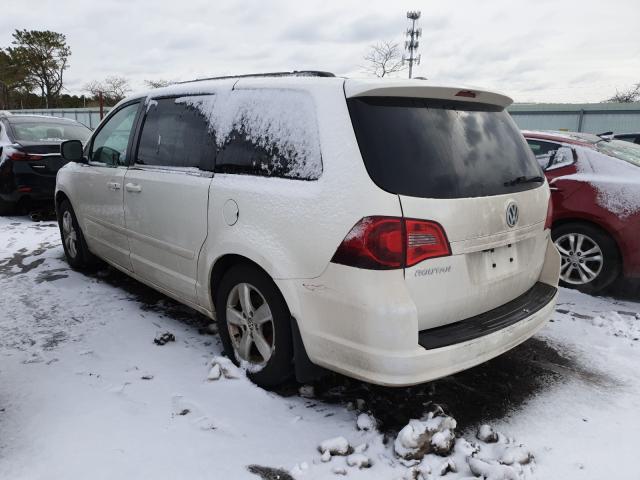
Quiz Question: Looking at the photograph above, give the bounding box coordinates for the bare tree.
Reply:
[603,83,640,103]
[144,79,173,89]
[363,41,407,78]
[84,76,131,104]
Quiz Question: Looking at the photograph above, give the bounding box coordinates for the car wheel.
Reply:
[58,199,97,270]
[0,198,15,216]
[552,222,620,294]
[215,263,294,387]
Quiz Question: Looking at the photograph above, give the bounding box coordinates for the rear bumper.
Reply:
[418,282,556,350]
[0,162,56,203]
[309,289,556,386]
[276,236,561,387]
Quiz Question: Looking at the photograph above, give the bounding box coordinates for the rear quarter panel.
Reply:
[196,80,403,311]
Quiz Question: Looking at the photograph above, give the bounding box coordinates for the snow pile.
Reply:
[468,457,519,480]
[304,407,536,478]
[346,452,371,469]
[356,412,376,431]
[318,436,374,470]
[175,89,322,179]
[207,364,221,380]
[207,356,240,380]
[395,429,534,480]
[477,424,500,443]
[394,412,457,460]
[318,436,352,456]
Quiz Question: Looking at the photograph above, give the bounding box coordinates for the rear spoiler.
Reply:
[344,80,513,109]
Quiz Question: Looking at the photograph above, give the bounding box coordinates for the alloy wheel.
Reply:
[555,233,603,285]
[62,210,78,259]
[226,282,275,366]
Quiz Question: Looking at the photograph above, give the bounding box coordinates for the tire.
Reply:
[0,198,15,216]
[57,199,97,271]
[215,263,294,387]
[552,222,620,294]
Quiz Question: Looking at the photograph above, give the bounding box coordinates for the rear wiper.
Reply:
[503,175,544,187]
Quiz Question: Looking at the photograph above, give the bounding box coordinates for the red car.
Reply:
[523,130,640,293]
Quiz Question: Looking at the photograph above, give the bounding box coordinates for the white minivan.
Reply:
[55,72,560,387]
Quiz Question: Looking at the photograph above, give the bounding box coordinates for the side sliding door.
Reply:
[123,95,217,303]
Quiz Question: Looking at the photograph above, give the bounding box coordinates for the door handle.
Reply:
[125,183,142,193]
[549,186,561,192]
[107,182,121,191]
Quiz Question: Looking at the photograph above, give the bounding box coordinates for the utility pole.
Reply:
[404,11,422,79]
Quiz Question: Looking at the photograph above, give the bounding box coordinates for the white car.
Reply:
[55,72,560,387]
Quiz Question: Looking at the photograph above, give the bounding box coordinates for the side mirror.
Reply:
[61,140,85,163]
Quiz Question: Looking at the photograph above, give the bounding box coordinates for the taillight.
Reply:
[544,198,553,230]
[331,216,451,270]
[405,219,451,267]
[331,217,404,269]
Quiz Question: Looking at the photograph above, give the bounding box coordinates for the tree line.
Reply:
[0,29,171,110]
[1,28,637,109]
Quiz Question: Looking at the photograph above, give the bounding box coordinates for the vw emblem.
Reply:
[506,202,519,228]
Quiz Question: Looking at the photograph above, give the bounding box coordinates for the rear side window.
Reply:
[527,139,559,156]
[526,139,563,169]
[136,95,217,171]
[348,97,542,198]
[214,89,322,180]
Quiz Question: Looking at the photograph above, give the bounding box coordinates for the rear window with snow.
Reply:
[136,89,322,179]
[213,89,322,180]
[348,97,542,198]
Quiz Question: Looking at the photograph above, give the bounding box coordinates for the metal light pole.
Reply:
[99,91,104,119]
[404,11,422,79]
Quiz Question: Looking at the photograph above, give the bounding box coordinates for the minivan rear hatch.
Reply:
[346,82,550,330]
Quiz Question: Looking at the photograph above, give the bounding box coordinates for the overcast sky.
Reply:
[3,0,639,103]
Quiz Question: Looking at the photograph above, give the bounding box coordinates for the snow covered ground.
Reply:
[0,215,639,479]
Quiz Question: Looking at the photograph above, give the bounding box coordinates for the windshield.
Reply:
[596,139,640,167]
[347,97,542,199]
[9,118,91,143]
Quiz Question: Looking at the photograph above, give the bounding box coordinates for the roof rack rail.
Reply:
[176,71,335,84]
